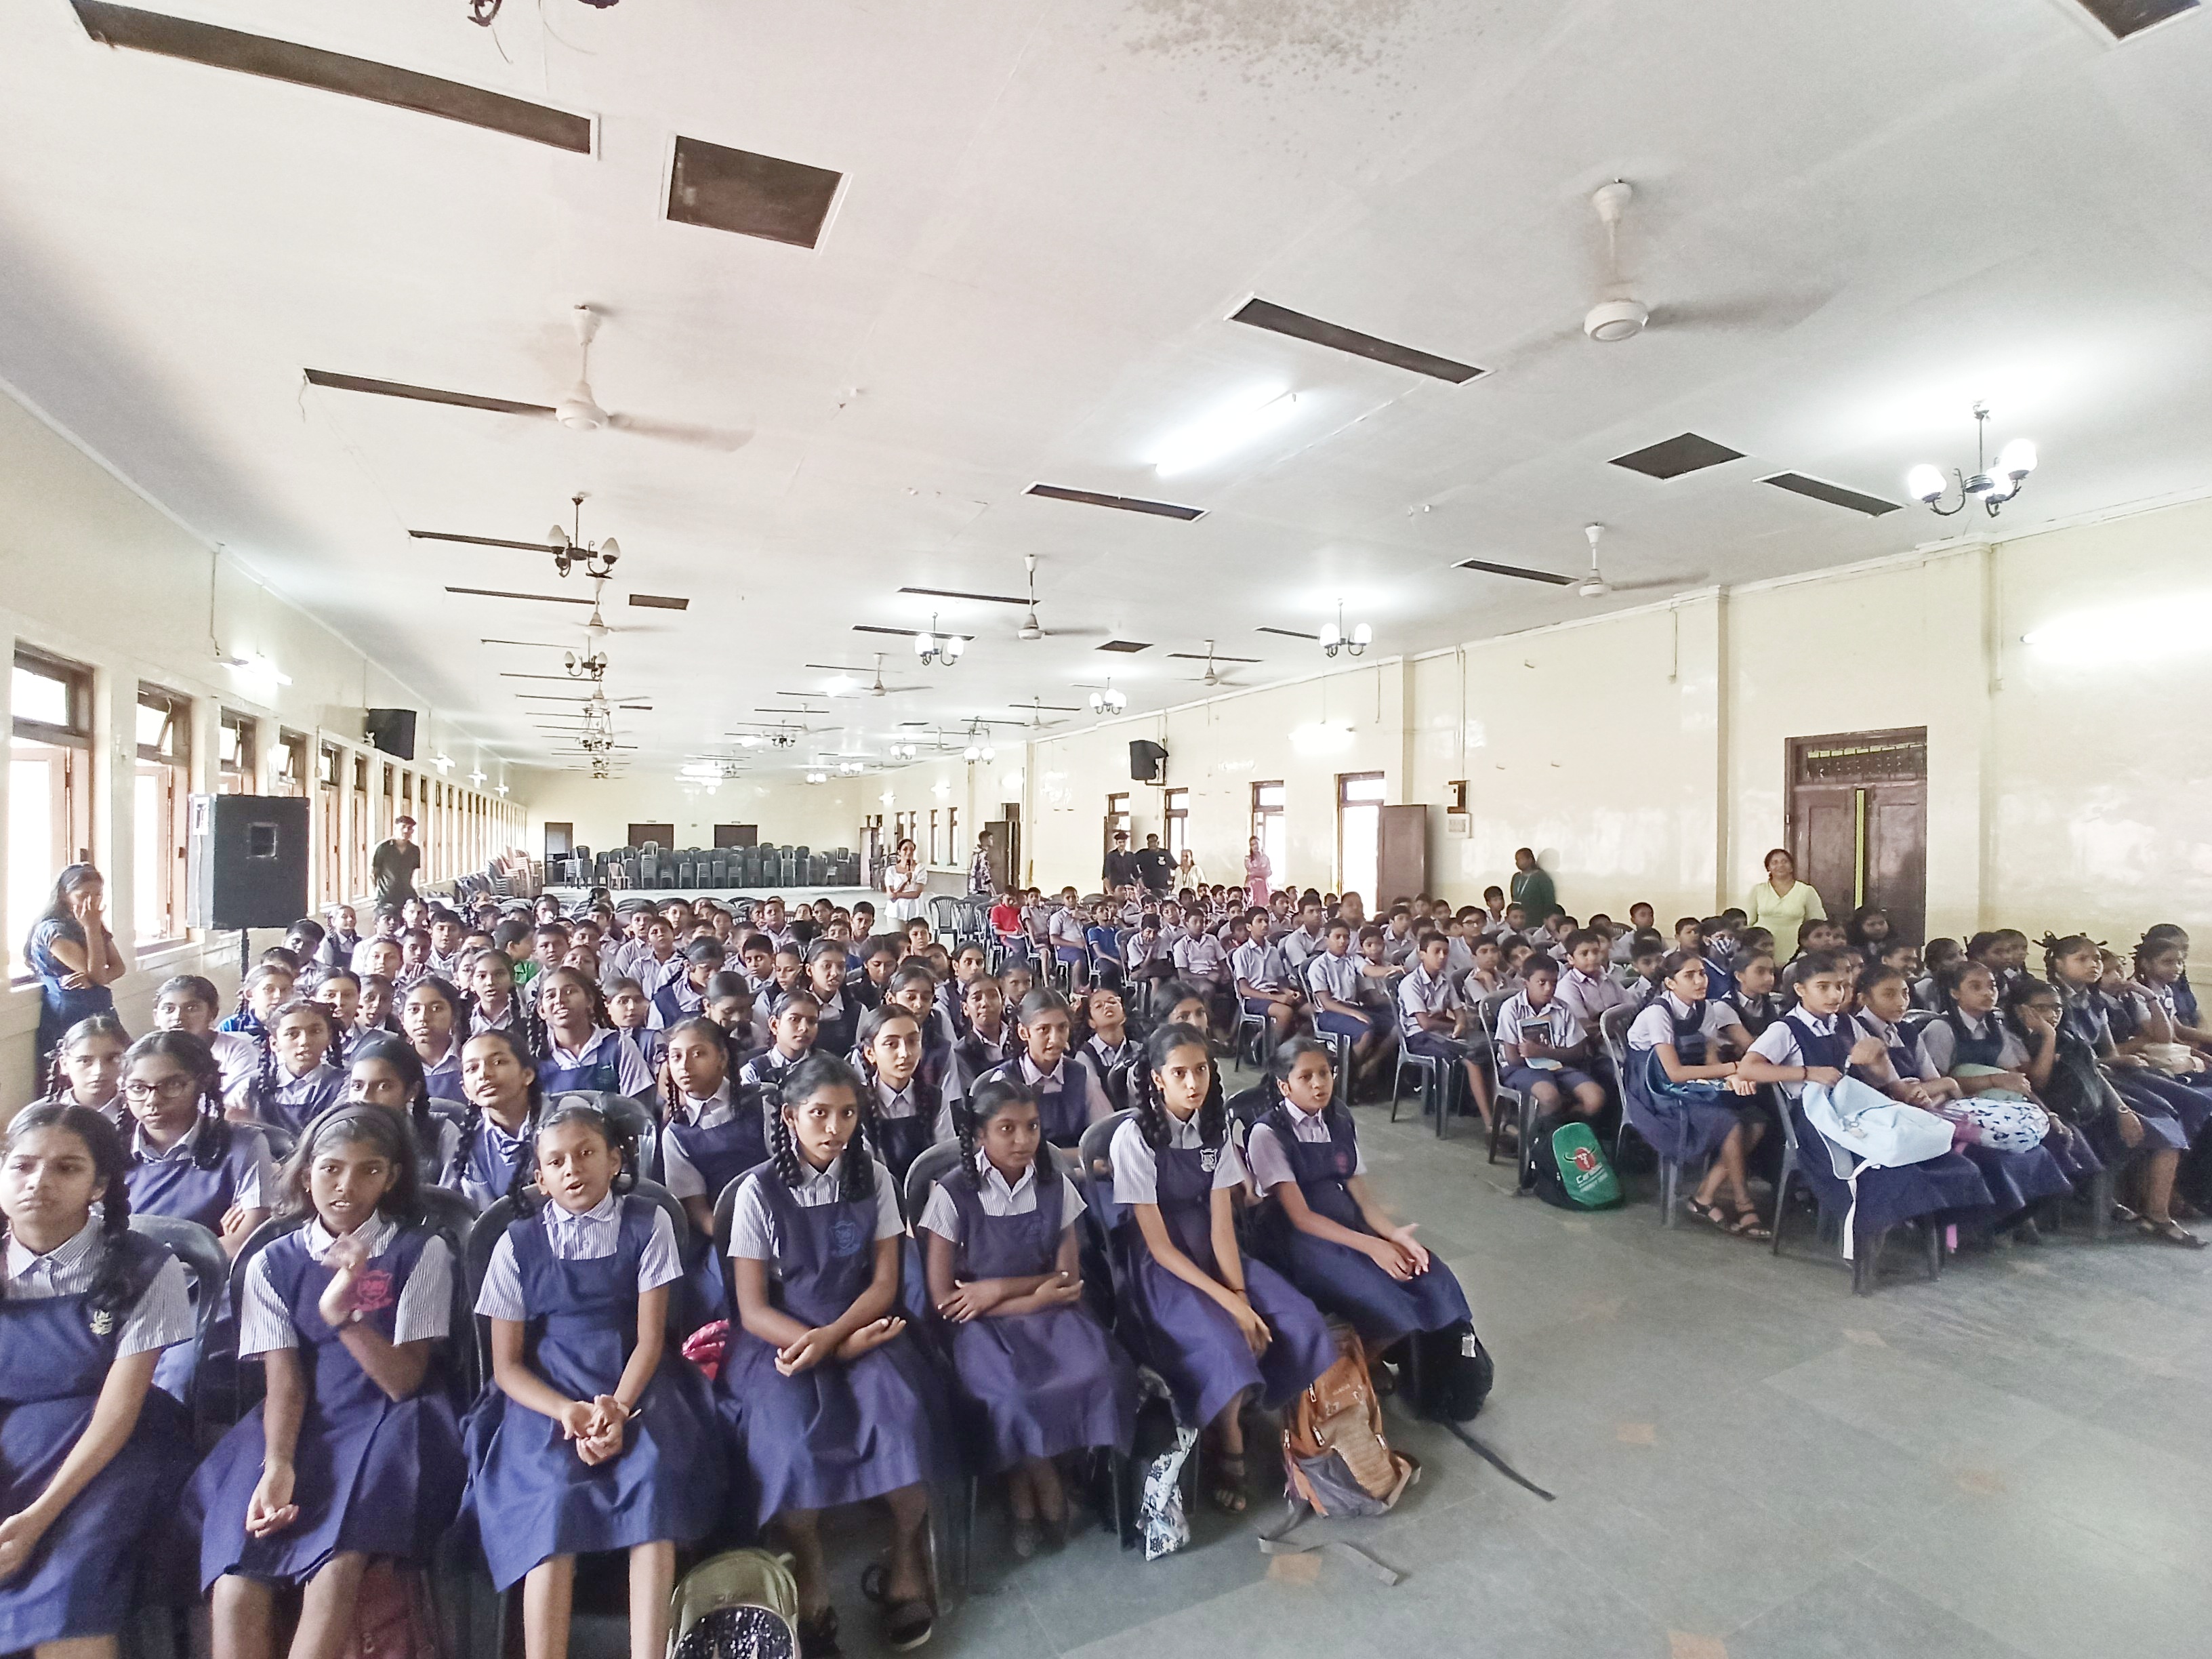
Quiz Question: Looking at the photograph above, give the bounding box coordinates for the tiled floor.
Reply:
[716,1073,2212,1659]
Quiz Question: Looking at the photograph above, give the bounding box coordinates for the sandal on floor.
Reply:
[1684,1197,1732,1230]
[796,1607,843,1659]
[859,1565,935,1652]
[2141,1216,2209,1249]
[1727,1208,1773,1241]
[1210,1450,1250,1514]
[1010,1515,1042,1559]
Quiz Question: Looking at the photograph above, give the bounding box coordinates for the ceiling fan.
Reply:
[1166,638,1256,688]
[445,574,691,619]
[1010,697,1073,731]
[306,305,752,451]
[412,492,624,581]
[1572,523,1705,598]
[897,554,1102,641]
[800,654,924,697]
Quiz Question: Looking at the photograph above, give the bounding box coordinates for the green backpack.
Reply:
[1530,1119,1624,1210]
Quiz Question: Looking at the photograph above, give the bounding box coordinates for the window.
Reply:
[1336,772,1386,912]
[1104,792,1130,856]
[352,756,371,901]
[11,648,95,978]
[317,743,344,905]
[1163,787,1190,858]
[218,710,258,794]
[928,809,942,867]
[1250,781,1286,889]
[947,806,959,865]
[135,685,192,944]
[275,729,308,799]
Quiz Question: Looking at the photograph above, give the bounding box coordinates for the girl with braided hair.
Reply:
[534,966,654,1097]
[37,1014,129,1125]
[1108,1023,1332,1515]
[1248,1036,1471,1351]
[222,962,295,1039]
[464,949,527,1046]
[853,1004,956,1187]
[400,975,470,1104]
[658,1017,770,1240]
[344,1032,461,1189]
[249,1001,347,1136]
[462,1101,722,1659]
[0,1104,197,1658]
[306,968,368,1067]
[722,1054,949,1656]
[921,1075,1135,1560]
[151,976,260,1113]
[442,1029,543,1213]
[194,1107,464,1659]
[119,1030,272,1255]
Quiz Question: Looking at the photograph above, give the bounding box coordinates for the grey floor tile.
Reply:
[1726,1565,2034,1659]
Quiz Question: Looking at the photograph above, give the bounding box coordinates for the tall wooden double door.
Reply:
[1785,727,1927,944]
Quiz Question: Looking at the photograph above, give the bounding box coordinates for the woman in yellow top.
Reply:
[1745,848,1826,957]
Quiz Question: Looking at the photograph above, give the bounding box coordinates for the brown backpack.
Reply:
[1279,1322,1417,1518]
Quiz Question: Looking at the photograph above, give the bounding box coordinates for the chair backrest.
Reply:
[1481,988,1517,1034]
[129,1213,227,1355]
[551,1090,663,1186]
[928,894,962,933]
[901,1140,966,1231]
[1899,1008,1936,1042]
[1076,1107,1134,1194]
[1600,1002,1639,1073]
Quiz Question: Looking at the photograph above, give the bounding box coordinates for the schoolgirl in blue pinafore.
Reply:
[192,1136,465,1596]
[533,966,654,1097]
[1109,1031,1334,1436]
[126,1110,273,1238]
[918,1088,1136,1475]
[0,1105,197,1653]
[438,1029,542,1213]
[1246,1059,1469,1350]
[1623,988,1763,1168]
[459,1129,723,1593]
[855,1004,956,1190]
[985,1050,1098,1151]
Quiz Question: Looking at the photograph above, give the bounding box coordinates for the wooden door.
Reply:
[1376,805,1429,904]
[544,822,573,859]
[626,822,676,850]
[1785,729,1929,943]
[714,823,758,848]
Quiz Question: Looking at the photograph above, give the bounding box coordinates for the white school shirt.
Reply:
[1231,940,1289,991]
[2,1218,192,1357]
[1494,991,1586,1053]
[740,1046,804,1091]
[1109,1113,1246,1206]
[726,1157,904,1273]
[1746,1012,1844,1103]
[1443,934,1477,979]
[1306,950,1364,1006]
[659,1084,744,1200]
[1914,1012,2027,1080]
[1280,926,1329,972]
[239,1214,453,1355]
[131,1118,273,1211]
[1556,968,1631,1033]
[476,1191,682,1321]
[1124,934,1171,973]
[874,1074,958,1143]
[1246,1108,1368,1195]
[917,1160,1086,1241]
[1626,992,1742,1052]
[1395,964,1462,1038]
[1381,926,1420,968]
[1174,933,1231,983]
[634,953,687,1000]
[205,1027,260,1110]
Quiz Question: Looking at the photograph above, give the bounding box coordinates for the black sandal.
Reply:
[1727,1208,1773,1241]
[2141,1216,2209,1249]
[1210,1450,1250,1514]
[1684,1197,1731,1230]
[859,1565,935,1652]
[796,1607,842,1659]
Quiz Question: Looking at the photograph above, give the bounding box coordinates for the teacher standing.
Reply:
[884,838,927,925]
[1746,847,1826,954]
[1509,847,1559,922]
[1244,836,1272,908]
[370,814,422,908]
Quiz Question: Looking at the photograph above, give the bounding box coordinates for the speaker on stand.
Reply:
[188,795,312,980]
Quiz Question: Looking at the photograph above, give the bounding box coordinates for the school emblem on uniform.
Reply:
[1200,1147,1219,1172]
[1334,1153,1354,1176]
[88,1307,115,1337]
[830,1215,867,1256]
[352,1267,396,1314]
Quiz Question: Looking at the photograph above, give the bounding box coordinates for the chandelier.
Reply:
[1908,403,2037,518]
[1320,599,1371,659]
[914,614,967,668]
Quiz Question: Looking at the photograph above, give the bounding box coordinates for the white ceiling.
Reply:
[5,0,2212,775]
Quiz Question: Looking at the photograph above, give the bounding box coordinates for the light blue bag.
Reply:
[1802,1078,1958,1258]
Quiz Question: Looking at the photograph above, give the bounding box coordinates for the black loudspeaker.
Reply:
[363,708,417,760]
[1130,739,1168,784]
[187,795,310,930]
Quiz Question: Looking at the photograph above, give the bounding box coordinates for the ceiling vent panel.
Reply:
[1025,484,1204,520]
[1456,558,1574,586]
[1761,472,1904,517]
[667,136,843,248]
[1231,298,1486,384]
[2071,0,2198,39]
[628,594,690,611]
[1609,432,1744,479]
[71,1,592,152]
[1096,640,1151,653]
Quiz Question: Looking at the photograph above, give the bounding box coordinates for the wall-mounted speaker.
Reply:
[188,794,310,931]
[1130,739,1168,784]
[363,708,417,760]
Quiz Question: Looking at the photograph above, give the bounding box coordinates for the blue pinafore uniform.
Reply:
[665,1094,771,1319]
[1114,1130,1334,1431]
[1786,1015,1990,1235]
[867,1076,947,1189]
[536,1030,625,1095]
[719,1164,951,1528]
[1622,998,1759,1166]
[192,1225,465,1586]
[1256,1106,1470,1348]
[0,1233,194,1648]
[933,1171,1136,1471]
[125,1120,272,1399]
[459,1198,724,1590]
[443,1113,533,1212]
[1904,1014,2078,1214]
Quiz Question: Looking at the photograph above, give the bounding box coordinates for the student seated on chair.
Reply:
[1396,931,1492,1130]
[1493,960,1606,1126]
[1305,919,1392,1090]
[1625,951,1767,1237]
[1233,907,1307,1042]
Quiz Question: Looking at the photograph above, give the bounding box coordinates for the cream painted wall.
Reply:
[1023,664,1405,896]
[0,383,521,1111]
